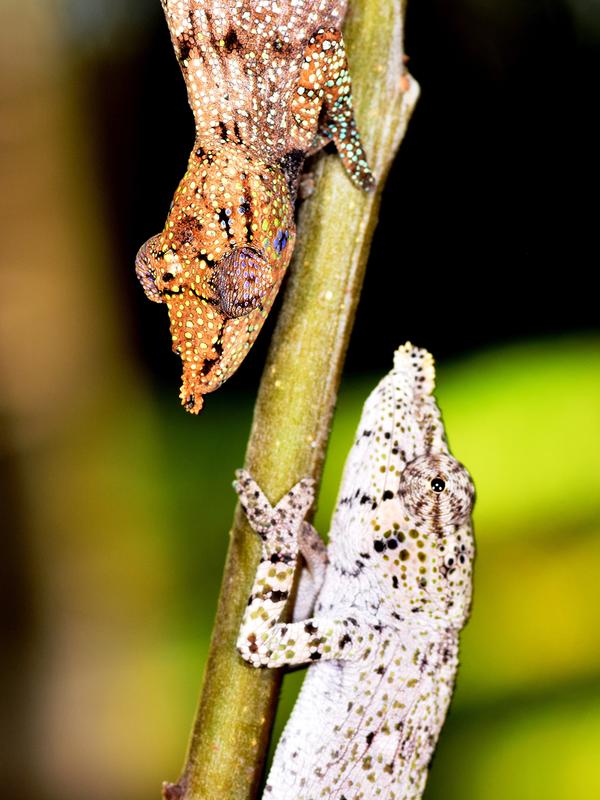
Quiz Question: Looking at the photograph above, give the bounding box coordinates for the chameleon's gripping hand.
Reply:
[235,471,375,669]
[293,28,375,192]
[234,469,315,550]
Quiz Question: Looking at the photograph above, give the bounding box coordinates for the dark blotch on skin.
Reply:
[224,27,240,52]
[177,39,191,64]
[200,340,224,376]
[270,552,293,564]
[279,148,305,197]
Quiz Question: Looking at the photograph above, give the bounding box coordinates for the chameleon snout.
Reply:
[136,235,190,300]
[135,235,163,303]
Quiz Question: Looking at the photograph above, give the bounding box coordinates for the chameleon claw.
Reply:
[275,477,316,518]
[360,170,377,193]
[234,470,275,532]
[161,781,184,800]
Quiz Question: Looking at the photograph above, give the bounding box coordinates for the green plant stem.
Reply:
[175,2,418,797]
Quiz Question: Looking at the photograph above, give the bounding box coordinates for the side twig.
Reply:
[171,2,418,797]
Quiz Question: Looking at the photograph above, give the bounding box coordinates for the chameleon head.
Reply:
[134,144,296,412]
[386,344,475,539]
[330,343,475,622]
[365,343,474,526]
[333,343,474,515]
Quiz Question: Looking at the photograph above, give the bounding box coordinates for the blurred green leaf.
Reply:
[425,689,600,800]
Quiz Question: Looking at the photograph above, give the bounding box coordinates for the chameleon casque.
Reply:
[235,344,475,799]
[135,0,375,413]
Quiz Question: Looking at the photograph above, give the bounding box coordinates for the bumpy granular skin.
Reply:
[136,1,374,413]
[235,344,475,799]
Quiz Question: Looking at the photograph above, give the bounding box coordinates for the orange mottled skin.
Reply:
[136,1,374,412]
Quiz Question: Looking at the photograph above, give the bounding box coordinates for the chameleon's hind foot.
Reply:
[292,28,375,191]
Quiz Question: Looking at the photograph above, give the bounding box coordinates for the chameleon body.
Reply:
[135,0,375,413]
[235,343,475,799]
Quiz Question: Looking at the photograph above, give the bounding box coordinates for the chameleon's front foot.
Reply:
[235,471,374,669]
[234,469,315,553]
[234,471,316,667]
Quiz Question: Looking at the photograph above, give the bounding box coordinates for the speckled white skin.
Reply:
[236,343,475,799]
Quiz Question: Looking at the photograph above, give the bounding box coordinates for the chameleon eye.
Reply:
[399,454,474,532]
[162,272,175,282]
[211,246,274,319]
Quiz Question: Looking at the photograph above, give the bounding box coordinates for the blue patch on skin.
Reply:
[273,229,289,254]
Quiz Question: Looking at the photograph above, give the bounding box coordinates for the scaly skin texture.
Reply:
[235,343,476,799]
[135,1,374,413]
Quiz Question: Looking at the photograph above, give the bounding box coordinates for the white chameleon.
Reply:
[235,343,475,800]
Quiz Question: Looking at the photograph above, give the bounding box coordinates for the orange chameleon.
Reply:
[136,0,374,413]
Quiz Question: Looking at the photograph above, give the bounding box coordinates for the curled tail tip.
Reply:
[393,342,436,394]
